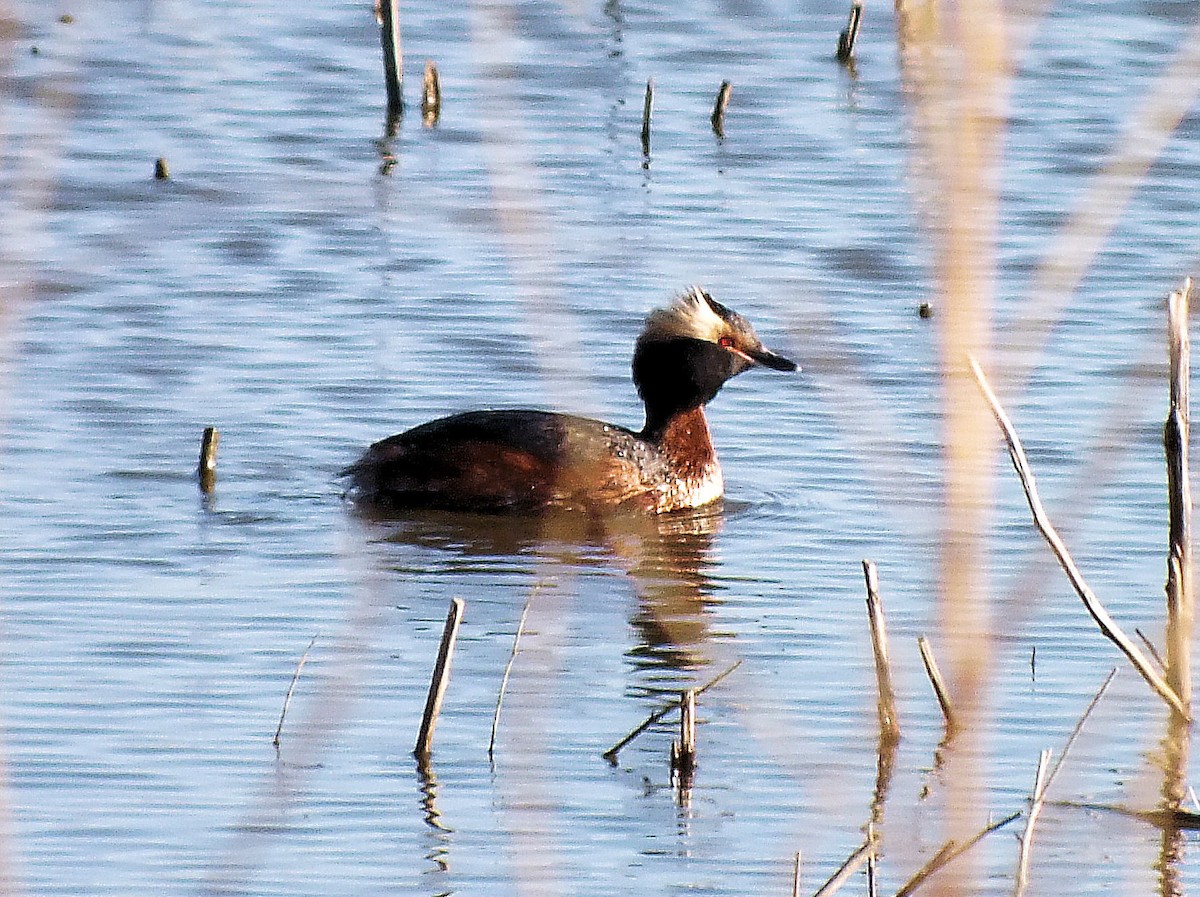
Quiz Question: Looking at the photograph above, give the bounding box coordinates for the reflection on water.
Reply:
[362,502,725,671]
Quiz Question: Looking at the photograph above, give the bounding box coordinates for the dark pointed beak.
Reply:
[747,345,798,372]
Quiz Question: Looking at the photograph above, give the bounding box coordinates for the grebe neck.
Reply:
[640,406,717,467]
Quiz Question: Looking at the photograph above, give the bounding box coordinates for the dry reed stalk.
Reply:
[894,4,1008,889]
[916,635,956,733]
[640,79,653,156]
[862,560,901,742]
[793,851,802,897]
[421,60,441,127]
[811,838,873,897]
[970,357,1189,720]
[377,0,403,117]
[710,81,731,137]
[273,636,316,748]
[489,589,536,758]
[670,689,697,783]
[602,660,741,763]
[415,598,465,761]
[198,426,219,493]
[894,812,1020,897]
[1012,749,1051,897]
[1164,278,1193,712]
[836,0,863,64]
[153,157,169,180]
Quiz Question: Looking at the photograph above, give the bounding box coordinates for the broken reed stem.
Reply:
[670,689,697,781]
[198,426,219,492]
[792,851,802,897]
[378,0,403,117]
[862,560,901,741]
[1165,277,1193,711]
[273,636,316,749]
[1013,749,1052,897]
[414,597,465,761]
[421,60,441,127]
[811,838,873,897]
[710,80,731,138]
[489,590,535,758]
[916,635,956,733]
[969,356,1190,721]
[641,79,654,156]
[602,660,741,763]
[836,0,864,63]
[894,812,1021,897]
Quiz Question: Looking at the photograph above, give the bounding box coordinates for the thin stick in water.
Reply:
[641,79,654,157]
[602,660,741,763]
[792,851,801,897]
[378,0,403,118]
[198,426,219,493]
[917,635,956,733]
[811,838,873,897]
[1045,667,1116,791]
[489,589,536,758]
[836,0,864,64]
[863,560,901,741]
[1135,628,1167,672]
[970,355,1189,720]
[421,59,441,127]
[894,812,1021,897]
[274,637,316,748]
[415,598,465,761]
[1013,748,1052,897]
[710,80,731,138]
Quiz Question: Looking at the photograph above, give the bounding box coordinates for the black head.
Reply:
[632,287,796,437]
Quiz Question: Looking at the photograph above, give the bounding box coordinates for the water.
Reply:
[2,0,1199,894]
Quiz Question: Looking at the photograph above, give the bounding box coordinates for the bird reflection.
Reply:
[358,501,723,670]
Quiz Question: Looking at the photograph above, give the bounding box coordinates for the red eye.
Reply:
[718,335,735,348]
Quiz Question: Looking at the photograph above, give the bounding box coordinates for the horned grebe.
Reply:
[344,286,796,514]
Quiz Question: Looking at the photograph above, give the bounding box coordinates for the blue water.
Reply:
[2,0,1199,894]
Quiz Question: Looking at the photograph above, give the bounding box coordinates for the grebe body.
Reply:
[345,287,795,514]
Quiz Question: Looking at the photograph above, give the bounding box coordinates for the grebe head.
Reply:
[633,286,796,437]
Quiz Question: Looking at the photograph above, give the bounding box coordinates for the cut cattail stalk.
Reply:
[640,79,654,157]
[198,426,219,493]
[917,635,956,733]
[414,598,465,761]
[792,851,802,897]
[154,157,169,180]
[1164,277,1193,712]
[273,636,316,748]
[862,560,901,742]
[602,660,740,763]
[836,0,863,64]
[710,80,731,138]
[670,689,697,782]
[970,355,1189,720]
[421,59,441,127]
[378,0,403,118]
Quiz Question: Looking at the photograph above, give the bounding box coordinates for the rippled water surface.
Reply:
[2,1,1200,894]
